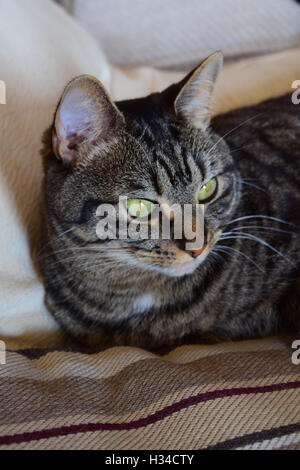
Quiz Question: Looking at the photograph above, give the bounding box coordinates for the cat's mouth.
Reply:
[119,231,222,278]
[164,245,209,277]
[155,231,221,278]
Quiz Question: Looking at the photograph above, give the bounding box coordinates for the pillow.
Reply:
[0,0,109,342]
[73,0,300,69]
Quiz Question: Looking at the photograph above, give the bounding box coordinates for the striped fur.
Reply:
[40,81,300,348]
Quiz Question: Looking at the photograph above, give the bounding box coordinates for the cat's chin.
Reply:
[162,243,215,277]
[159,258,203,278]
[141,245,214,278]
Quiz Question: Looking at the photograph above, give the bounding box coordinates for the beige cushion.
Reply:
[0,0,109,339]
[74,0,300,69]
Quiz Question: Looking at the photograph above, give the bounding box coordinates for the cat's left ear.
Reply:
[171,51,223,130]
[53,75,124,167]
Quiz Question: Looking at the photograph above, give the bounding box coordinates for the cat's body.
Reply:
[40,54,300,349]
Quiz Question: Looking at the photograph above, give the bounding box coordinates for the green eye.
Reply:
[198,178,217,202]
[126,199,154,218]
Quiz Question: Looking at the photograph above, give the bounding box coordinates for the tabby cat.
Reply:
[40,52,300,349]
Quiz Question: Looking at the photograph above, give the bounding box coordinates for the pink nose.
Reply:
[188,245,206,258]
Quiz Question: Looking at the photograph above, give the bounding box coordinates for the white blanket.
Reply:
[0,0,300,348]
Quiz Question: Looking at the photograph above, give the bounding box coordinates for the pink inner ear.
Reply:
[54,88,94,164]
[67,133,86,149]
[52,127,80,166]
[53,76,124,165]
[59,88,92,139]
[53,117,86,166]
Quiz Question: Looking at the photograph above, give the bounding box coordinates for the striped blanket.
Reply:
[0,336,299,449]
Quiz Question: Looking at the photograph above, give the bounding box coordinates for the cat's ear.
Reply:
[53,75,124,166]
[172,51,223,130]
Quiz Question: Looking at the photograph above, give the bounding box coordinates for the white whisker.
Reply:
[207,113,262,156]
[220,233,291,262]
[228,215,294,226]
[229,226,294,235]
[38,226,78,255]
[236,178,267,194]
[214,244,265,273]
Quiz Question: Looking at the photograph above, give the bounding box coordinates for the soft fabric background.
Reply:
[0,0,110,341]
[73,0,300,69]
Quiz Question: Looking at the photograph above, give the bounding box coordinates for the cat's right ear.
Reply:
[163,51,223,130]
[52,75,124,167]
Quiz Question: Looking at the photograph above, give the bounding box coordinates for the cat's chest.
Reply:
[132,293,157,313]
[128,279,190,315]
[128,286,178,315]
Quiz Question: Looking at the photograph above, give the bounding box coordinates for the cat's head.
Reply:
[45,51,240,278]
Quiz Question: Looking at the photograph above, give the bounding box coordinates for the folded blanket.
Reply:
[1,336,299,449]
